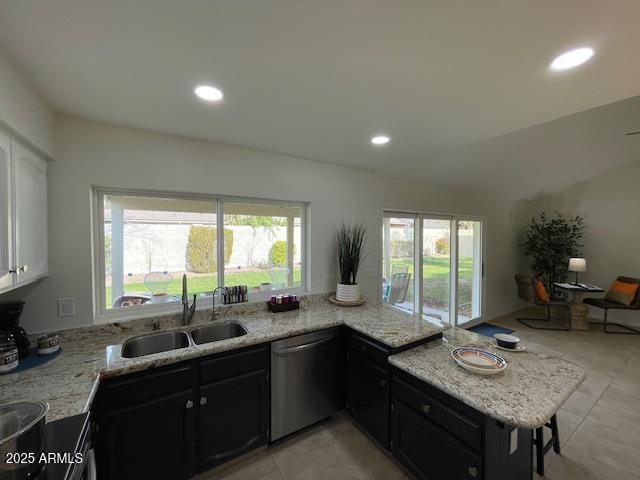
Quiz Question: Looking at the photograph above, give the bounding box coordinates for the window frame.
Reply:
[380,208,486,327]
[91,187,308,323]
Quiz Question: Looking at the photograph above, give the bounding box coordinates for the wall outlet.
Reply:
[58,297,76,317]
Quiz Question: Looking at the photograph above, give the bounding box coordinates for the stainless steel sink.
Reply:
[121,331,190,358]
[190,321,247,345]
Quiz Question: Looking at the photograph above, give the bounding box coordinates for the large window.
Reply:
[94,189,306,319]
[382,211,483,326]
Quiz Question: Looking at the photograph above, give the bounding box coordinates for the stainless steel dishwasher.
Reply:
[271,327,341,441]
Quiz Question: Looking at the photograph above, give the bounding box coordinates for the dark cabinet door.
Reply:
[97,389,196,480]
[391,399,483,480]
[347,350,390,448]
[198,369,269,471]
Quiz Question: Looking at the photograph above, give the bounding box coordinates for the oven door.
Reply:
[67,447,95,480]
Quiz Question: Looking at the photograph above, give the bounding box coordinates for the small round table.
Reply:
[553,283,605,330]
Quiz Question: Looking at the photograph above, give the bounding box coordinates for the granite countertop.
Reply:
[389,328,586,429]
[0,297,445,422]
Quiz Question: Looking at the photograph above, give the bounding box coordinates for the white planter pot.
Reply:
[336,283,360,302]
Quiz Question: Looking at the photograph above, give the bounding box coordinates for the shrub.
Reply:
[270,240,288,266]
[186,226,233,273]
[435,237,449,255]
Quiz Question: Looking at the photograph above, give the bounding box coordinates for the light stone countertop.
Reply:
[0,297,444,422]
[389,328,586,429]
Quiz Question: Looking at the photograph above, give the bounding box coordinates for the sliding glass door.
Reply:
[382,212,483,326]
[456,220,483,325]
[422,218,452,324]
[382,215,416,314]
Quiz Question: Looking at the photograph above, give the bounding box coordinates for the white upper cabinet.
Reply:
[12,138,48,286]
[0,131,48,294]
[0,131,13,290]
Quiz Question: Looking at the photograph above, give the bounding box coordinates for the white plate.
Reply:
[451,347,507,376]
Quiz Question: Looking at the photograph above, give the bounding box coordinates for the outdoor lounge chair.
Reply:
[386,272,411,306]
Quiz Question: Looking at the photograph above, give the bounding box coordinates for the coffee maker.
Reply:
[0,301,30,358]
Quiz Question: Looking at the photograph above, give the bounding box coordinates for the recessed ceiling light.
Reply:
[194,85,224,102]
[371,135,390,145]
[550,47,594,71]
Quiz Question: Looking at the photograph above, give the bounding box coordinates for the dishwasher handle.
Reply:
[273,334,338,356]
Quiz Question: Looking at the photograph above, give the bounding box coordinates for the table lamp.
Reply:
[568,258,587,285]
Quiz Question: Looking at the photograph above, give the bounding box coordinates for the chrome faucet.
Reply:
[182,274,197,326]
[212,286,225,320]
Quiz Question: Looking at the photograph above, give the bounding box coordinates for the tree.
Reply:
[523,212,584,298]
[270,240,288,266]
[186,226,233,273]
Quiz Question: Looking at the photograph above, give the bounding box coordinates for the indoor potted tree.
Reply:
[523,212,584,299]
[335,222,367,302]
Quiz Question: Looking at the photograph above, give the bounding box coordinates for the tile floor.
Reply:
[198,309,640,480]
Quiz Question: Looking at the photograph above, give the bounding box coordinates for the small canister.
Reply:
[37,334,60,355]
[270,295,277,304]
[0,347,18,373]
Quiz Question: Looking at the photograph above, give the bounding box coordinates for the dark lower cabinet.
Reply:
[198,369,269,470]
[97,389,197,480]
[346,350,390,447]
[94,344,269,480]
[390,366,533,480]
[392,399,482,480]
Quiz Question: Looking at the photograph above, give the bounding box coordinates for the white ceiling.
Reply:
[0,1,639,198]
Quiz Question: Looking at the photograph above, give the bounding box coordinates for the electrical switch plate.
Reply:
[58,297,76,317]
[509,428,518,454]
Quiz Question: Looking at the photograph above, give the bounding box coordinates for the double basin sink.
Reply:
[121,321,247,358]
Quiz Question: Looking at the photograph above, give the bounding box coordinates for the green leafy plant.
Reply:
[269,240,288,266]
[523,212,584,297]
[186,226,233,273]
[435,237,450,255]
[336,222,367,285]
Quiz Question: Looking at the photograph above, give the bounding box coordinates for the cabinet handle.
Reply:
[200,396,207,406]
[468,466,478,478]
[185,400,194,410]
[19,265,27,273]
[422,404,431,413]
[379,379,387,389]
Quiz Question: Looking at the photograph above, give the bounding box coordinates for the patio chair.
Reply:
[584,276,640,334]
[113,294,151,308]
[391,263,409,275]
[386,272,411,305]
[515,274,571,331]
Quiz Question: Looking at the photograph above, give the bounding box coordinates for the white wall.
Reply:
[0,48,53,157]
[13,115,519,333]
[511,157,640,326]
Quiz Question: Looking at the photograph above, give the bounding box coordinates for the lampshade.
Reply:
[568,258,587,273]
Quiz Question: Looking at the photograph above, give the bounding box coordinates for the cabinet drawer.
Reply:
[200,345,268,384]
[347,331,389,367]
[393,377,481,453]
[96,361,196,412]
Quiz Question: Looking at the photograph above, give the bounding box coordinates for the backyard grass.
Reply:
[389,256,475,315]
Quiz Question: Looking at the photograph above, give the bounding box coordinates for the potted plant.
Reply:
[335,222,367,302]
[523,212,584,298]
